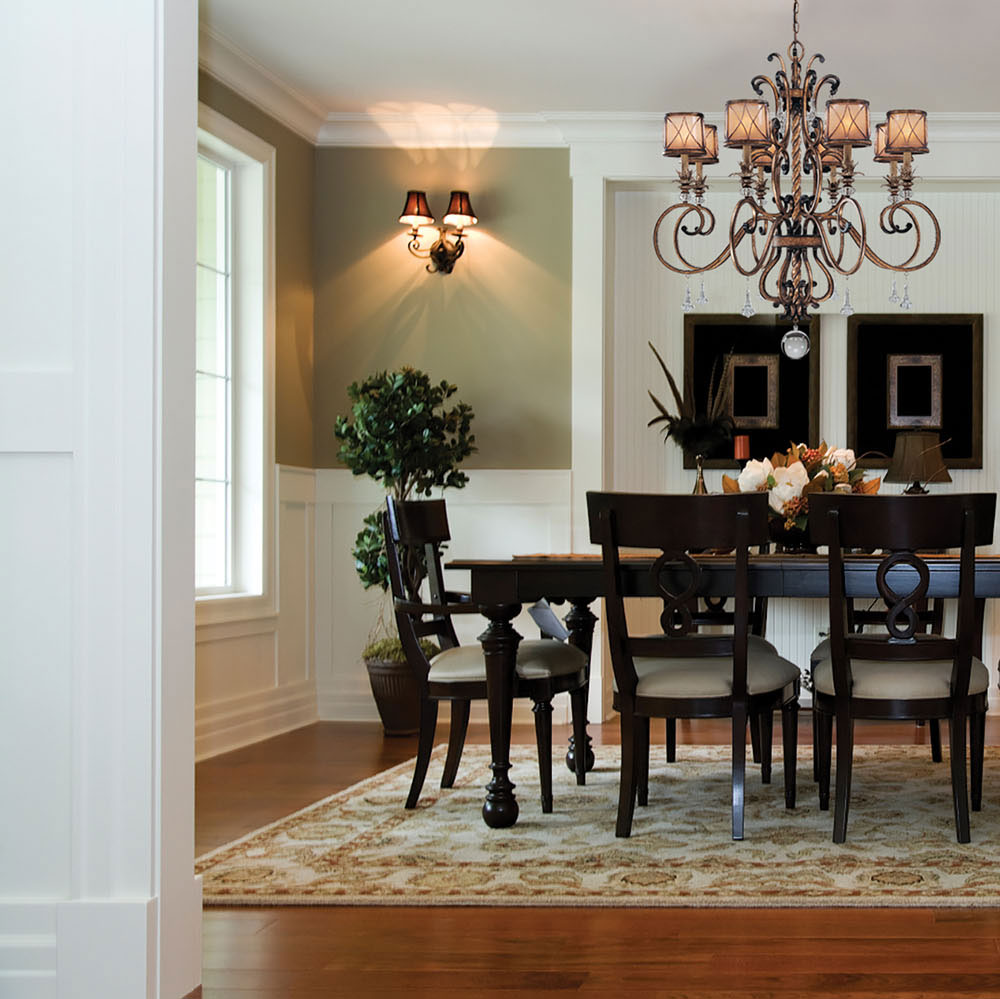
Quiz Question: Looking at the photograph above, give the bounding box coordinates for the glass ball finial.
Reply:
[781,324,810,359]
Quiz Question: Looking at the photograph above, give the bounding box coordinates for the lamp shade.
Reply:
[873,122,903,163]
[724,100,770,148]
[885,431,952,493]
[885,109,929,155]
[690,124,719,165]
[442,191,477,228]
[663,112,706,157]
[398,190,434,227]
[825,99,871,147]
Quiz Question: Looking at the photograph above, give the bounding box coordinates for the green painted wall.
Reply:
[198,71,315,469]
[313,146,572,469]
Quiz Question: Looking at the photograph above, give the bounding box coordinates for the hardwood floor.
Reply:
[197,718,1000,997]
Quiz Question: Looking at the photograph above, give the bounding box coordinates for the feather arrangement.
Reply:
[647,341,734,457]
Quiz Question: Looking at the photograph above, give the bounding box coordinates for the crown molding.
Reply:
[316,112,567,148]
[198,26,326,143]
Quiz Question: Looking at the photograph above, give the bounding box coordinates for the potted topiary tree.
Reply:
[335,367,475,734]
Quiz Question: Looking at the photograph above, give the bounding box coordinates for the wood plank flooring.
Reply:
[197,718,1000,997]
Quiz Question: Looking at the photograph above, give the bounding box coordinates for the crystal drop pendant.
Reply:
[740,283,756,318]
[781,324,811,359]
[840,282,855,317]
[696,279,709,306]
[831,284,839,303]
[681,282,695,313]
[900,280,913,310]
[888,277,900,305]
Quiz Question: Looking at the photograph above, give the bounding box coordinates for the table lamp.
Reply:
[884,431,952,494]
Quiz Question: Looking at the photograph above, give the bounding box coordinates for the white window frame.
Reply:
[195,104,276,625]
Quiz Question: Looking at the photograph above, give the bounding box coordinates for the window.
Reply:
[196,105,275,617]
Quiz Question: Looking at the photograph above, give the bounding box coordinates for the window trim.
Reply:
[195,104,276,626]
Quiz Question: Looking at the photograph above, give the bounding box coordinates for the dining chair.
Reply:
[808,492,996,843]
[587,491,800,840]
[384,496,591,813]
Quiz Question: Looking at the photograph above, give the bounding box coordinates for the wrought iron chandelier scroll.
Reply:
[652,1,940,358]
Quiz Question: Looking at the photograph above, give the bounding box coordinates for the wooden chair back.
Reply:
[586,492,769,702]
[384,498,462,678]
[809,493,996,699]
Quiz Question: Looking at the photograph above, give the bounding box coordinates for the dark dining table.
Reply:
[448,552,1000,828]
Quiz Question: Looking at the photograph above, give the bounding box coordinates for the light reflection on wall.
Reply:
[366,102,500,168]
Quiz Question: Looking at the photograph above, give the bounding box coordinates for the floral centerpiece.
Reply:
[722,442,881,538]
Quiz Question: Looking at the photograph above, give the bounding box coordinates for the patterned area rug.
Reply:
[197,745,1000,907]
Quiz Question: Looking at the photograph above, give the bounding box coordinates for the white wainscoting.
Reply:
[314,469,578,726]
[608,186,1000,704]
[195,465,319,759]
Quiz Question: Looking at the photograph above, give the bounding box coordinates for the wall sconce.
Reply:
[398,190,477,274]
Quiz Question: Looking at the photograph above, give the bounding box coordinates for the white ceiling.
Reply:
[200,0,1000,121]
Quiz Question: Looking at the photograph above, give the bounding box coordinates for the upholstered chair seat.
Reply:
[429,640,587,684]
[629,646,800,699]
[812,656,989,699]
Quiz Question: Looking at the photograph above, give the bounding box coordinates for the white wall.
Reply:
[314,469,576,727]
[0,0,201,996]
[195,466,319,759]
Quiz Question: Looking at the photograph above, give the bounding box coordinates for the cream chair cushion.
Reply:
[428,639,587,684]
[615,636,799,698]
[813,656,989,698]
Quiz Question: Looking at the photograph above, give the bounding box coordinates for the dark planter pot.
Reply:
[365,657,421,736]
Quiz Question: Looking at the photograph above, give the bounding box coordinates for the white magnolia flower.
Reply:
[768,461,809,514]
[825,446,856,469]
[737,457,773,493]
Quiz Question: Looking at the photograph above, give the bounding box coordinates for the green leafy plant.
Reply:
[647,340,734,457]
[335,367,476,598]
[361,636,440,663]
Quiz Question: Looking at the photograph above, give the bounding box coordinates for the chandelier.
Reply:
[652,1,940,358]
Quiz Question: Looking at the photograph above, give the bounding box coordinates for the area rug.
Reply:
[196,745,1000,907]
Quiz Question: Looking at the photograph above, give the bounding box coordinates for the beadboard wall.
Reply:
[608,185,1000,702]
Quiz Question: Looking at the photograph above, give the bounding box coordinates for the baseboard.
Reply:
[0,903,57,998]
[196,679,318,760]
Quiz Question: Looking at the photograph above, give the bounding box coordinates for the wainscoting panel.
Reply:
[608,185,1000,705]
[195,465,319,759]
[314,469,576,726]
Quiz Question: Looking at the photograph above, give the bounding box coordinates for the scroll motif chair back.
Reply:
[586,491,799,840]
[808,492,996,843]
[384,496,591,814]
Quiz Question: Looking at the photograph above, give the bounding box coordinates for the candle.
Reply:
[734,435,750,461]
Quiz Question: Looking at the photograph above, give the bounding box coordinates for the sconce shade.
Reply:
[825,99,871,147]
[691,124,719,164]
[873,122,903,163]
[885,109,929,155]
[885,431,952,494]
[663,112,706,157]
[724,100,770,148]
[398,190,435,227]
[442,191,478,228]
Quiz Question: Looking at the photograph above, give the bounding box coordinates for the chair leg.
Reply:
[637,715,650,807]
[949,708,971,843]
[781,698,798,809]
[569,686,589,786]
[811,707,820,783]
[532,699,554,814]
[405,699,439,809]
[616,711,638,838]
[666,718,676,763]
[440,699,470,788]
[732,702,748,841]
[832,709,854,843]
[929,719,943,763]
[757,709,774,784]
[817,710,833,812]
[749,710,762,765]
[971,710,985,813]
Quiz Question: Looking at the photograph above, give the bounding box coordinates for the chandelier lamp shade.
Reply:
[653,0,940,358]
[398,190,478,274]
